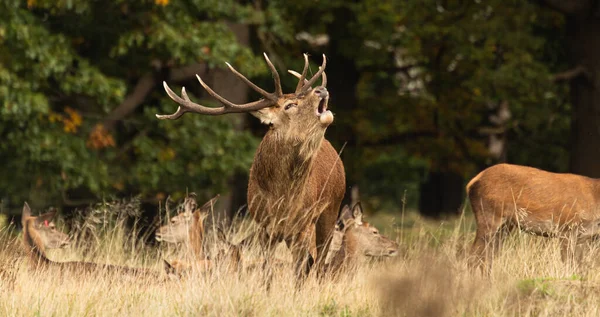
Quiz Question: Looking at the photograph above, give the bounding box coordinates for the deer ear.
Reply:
[251,108,278,126]
[22,202,32,226]
[352,202,363,224]
[35,209,57,227]
[183,193,198,214]
[199,194,220,212]
[338,205,353,229]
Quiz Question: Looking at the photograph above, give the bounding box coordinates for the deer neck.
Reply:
[342,231,361,261]
[189,213,204,259]
[253,129,324,196]
[23,221,51,266]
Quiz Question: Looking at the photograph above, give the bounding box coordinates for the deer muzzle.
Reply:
[314,87,333,126]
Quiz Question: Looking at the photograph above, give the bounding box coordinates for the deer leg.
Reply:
[561,231,584,269]
[255,227,278,290]
[470,207,505,274]
[286,228,315,287]
[313,205,337,274]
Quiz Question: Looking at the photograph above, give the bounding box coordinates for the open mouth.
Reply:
[316,97,328,116]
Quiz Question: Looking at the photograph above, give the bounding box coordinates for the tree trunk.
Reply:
[567,14,600,177]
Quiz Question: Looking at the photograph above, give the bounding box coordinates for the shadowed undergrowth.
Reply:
[2,202,600,316]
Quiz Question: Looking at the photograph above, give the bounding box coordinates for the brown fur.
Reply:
[467,163,600,270]
[324,203,398,275]
[22,203,162,279]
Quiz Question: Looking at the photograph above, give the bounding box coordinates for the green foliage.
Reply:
[0,0,262,209]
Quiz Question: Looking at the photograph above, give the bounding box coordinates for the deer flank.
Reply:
[468,163,600,270]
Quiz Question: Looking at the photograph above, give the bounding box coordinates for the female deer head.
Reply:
[325,203,399,270]
[21,202,70,250]
[155,194,218,256]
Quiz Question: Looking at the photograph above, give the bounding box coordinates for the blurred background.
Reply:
[0,1,590,226]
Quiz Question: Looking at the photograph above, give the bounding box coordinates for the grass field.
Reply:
[2,199,600,316]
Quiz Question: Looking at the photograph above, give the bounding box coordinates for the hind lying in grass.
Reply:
[22,202,164,279]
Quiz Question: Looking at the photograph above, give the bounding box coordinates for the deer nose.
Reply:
[314,87,328,98]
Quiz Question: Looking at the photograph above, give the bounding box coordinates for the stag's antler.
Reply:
[157,53,284,120]
[289,66,327,89]
[157,53,327,120]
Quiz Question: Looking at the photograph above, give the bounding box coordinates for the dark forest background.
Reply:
[1,0,597,224]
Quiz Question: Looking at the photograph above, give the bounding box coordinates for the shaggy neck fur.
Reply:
[253,128,325,196]
[189,212,205,259]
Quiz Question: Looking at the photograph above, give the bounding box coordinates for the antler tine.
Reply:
[157,77,275,119]
[288,66,326,88]
[301,54,327,92]
[321,67,327,87]
[263,53,283,97]
[287,70,309,84]
[225,62,275,101]
[294,54,310,93]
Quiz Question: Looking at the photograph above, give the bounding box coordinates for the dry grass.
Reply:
[3,201,600,316]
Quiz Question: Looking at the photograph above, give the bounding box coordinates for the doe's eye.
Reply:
[284,103,297,110]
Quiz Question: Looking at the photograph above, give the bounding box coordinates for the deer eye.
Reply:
[284,103,297,110]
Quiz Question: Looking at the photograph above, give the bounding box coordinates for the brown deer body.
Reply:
[157,53,345,280]
[468,163,600,269]
[22,203,161,278]
[324,203,398,275]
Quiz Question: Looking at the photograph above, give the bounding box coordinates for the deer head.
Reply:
[337,203,399,258]
[157,53,331,142]
[155,194,218,244]
[21,202,70,249]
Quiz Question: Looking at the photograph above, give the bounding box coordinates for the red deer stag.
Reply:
[324,203,398,275]
[157,53,345,281]
[22,203,162,278]
[468,163,600,271]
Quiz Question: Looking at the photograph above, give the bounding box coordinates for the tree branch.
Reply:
[552,65,591,82]
[103,63,207,128]
[541,0,589,15]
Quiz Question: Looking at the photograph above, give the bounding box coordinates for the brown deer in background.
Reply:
[324,203,398,275]
[468,163,600,271]
[22,203,162,278]
[155,194,218,260]
[157,53,345,281]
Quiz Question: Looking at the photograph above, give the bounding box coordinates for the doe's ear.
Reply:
[22,202,32,227]
[337,205,353,230]
[199,194,220,212]
[35,209,58,227]
[351,202,364,225]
